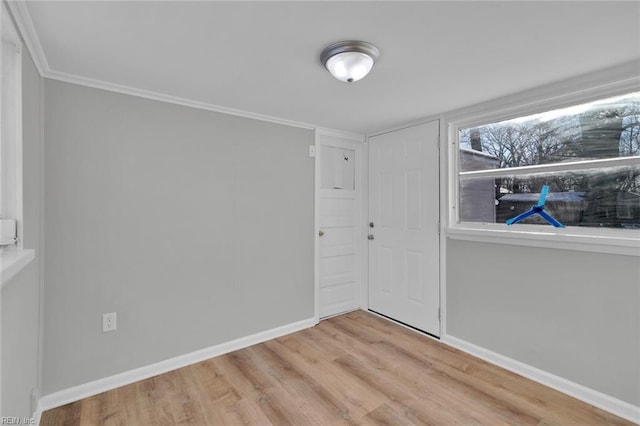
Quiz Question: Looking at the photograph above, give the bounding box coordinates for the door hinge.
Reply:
[437,221,440,234]
[438,307,441,321]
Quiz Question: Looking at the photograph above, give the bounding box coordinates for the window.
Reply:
[1,2,23,251]
[0,3,33,288]
[449,87,640,256]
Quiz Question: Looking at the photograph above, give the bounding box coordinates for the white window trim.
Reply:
[1,2,33,288]
[460,156,639,179]
[446,64,640,257]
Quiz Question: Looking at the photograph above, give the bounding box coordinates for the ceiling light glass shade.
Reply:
[326,52,374,83]
[321,41,379,83]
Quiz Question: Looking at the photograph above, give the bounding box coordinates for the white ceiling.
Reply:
[24,1,640,134]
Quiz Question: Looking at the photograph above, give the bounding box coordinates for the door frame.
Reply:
[314,128,366,323]
[313,116,445,337]
[362,117,445,338]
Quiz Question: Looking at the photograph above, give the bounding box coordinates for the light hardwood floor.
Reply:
[41,310,634,425]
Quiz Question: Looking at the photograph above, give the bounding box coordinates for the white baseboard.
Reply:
[38,317,317,414]
[443,334,640,425]
[33,401,42,426]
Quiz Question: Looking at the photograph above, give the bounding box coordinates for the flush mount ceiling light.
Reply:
[320,40,380,83]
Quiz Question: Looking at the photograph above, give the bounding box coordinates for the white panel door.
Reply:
[318,135,362,318]
[368,121,440,335]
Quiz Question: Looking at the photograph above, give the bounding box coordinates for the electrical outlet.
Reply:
[102,312,117,333]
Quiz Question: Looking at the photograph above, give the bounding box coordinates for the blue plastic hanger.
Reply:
[506,185,565,228]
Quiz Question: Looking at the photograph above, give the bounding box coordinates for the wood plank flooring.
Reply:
[41,310,634,425]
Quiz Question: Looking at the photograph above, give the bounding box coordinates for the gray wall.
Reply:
[43,81,314,394]
[2,47,43,417]
[447,239,640,405]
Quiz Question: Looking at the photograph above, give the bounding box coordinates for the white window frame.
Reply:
[446,69,640,257]
[1,1,22,247]
[1,2,34,288]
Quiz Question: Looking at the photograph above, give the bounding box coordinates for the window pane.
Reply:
[459,165,640,229]
[459,92,640,172]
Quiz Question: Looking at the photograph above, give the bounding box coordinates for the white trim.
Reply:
[45,69,315,130]
[460,156,640,179]
[313,130,320,324]
[1,1,24,251]
[437,115,446,338]
[443,334,640,425]
[359,139,369,311]
[447,227,640,257]
[6,0,325,132]
[39,316,316,412]
[13,26,23,249]
[32,399,41,426]
[4,0,47,76]
[0,248,34,287]
[36,63,45,426]
[36,68,45,424]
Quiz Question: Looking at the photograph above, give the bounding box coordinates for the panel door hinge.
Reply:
[438,307,441,321]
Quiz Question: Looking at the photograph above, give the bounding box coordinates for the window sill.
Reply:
[447,226,640,257]
[1,248,36,288]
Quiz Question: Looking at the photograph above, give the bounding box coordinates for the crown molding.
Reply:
[46,68,317,130]
[4,0,335,132]
[5,0,49,76]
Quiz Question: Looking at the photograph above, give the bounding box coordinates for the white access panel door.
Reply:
[368,121,440,335]
[318,135,362,318]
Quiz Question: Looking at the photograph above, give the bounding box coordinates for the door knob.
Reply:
[319,230,325,237]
